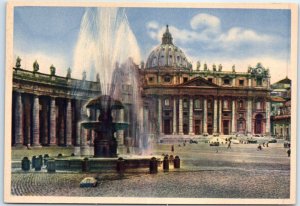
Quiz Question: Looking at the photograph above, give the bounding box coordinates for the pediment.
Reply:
[179,76,219,87]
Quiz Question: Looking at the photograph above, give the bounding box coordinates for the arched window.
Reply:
[152,57,157,67]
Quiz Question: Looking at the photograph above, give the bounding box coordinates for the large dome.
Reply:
[145,25,191,70]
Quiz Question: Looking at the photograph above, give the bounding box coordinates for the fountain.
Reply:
[81,95,128,157]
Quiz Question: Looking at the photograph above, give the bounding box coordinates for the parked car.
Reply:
[247,139,258,144]
[210,142,219,146]
[80,177,98,188]
[189,139,198,144]
[268,138,277,143]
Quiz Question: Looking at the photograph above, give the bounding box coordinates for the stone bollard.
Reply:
[21,157,30,171]
[31,156,36,169]
[82,158,89,172]
[163,155,169,172]
[116,157,126,175]
[47,160,56,173]
[149,157,158,174]
[35,156,42,171]
[44,154,49,165]
[174,156,180,169]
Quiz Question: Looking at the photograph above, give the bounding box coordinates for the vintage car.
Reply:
[210,142,220,146]
[80,177,98,188]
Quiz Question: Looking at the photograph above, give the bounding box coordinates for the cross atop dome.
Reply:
[162,24,173,45]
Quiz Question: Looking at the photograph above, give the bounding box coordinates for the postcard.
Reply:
[4,1,298,204]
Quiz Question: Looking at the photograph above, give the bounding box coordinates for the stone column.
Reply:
[203,98,208,135]
[66,99,72,146]
[178,97,183,135]
[213,98,218,135]
[172,98,177,135]
[231,100,236,134]
[49,98,57,146]
[188,98,194,135]
[32,95,41,147]
[41,101,49,145]
[158,97,163,134]
[14,92,23,146]
[59,105,65,146]
[219,98,222,134]
[265,101,271,135]
[247,99,253,135]
[116,108,125,146]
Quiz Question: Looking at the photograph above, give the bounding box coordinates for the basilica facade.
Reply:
[140,26,272,140]
[11,26,272,147]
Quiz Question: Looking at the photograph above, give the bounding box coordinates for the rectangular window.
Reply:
[239,79,244,86]
[148,77,154,82]
[164,76,171,82]
[208,78,213,83]
[257,78,262,86]
[183,77,188,83]
[256,102,261,110]
[223,79,230,85]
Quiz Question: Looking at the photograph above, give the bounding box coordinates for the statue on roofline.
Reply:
[204,63,208,71]
[82,71,87,81]
[16,56,21,68]
[196,61,200,71]
[218,64,222,72]
[212,64,216,71]
[66,67,71,79]
[33,60,39,72]
[50,64,56,76]
[232,64,236,72]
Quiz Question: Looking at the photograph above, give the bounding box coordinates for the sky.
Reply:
[13,6,291,83]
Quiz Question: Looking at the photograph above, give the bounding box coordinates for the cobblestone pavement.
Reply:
[11,143,291,198]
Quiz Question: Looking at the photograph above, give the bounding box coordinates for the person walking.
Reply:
[227,140,231,149]
[171,145,174,153]
[287,149,291,157]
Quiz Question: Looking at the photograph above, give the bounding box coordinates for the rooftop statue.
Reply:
[204,63,208,71]
[82,71,87,81]
[196,61,201,71]
[232,64,236,72]
[218,64,222,72]
[213,64,216,71]
[50,65,56,76]
[16,56,21,68]
[67,67,71,79]
[96,73,100,82]
[33,60,39,72]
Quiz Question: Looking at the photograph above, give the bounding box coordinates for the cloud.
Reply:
[146,12,279,52]
[146,21,159,30]
[190,13,220,31]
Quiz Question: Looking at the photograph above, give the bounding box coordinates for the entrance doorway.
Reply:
[223,120,229,135]
[255,114,263,134]
[183,124,188,135]
[164,119,171,134]
[194,120,201,135]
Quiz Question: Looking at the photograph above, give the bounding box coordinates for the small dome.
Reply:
[145,25,191,69]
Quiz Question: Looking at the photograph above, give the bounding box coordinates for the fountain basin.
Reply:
[81,121,128,131]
